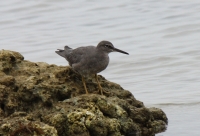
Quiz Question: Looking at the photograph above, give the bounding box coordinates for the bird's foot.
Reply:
[95,74,109,95]
[98,88,110,95]
[99,89,110,95]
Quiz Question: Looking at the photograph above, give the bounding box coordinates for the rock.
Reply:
[0,115,58,136]
[0,50,168,136]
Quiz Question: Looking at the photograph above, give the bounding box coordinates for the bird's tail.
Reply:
[55,46,72,58]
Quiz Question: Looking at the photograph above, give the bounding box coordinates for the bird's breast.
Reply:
[94,55,109,73]
[82,54,109,75]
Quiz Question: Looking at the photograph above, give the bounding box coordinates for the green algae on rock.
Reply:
[0,50,168,136]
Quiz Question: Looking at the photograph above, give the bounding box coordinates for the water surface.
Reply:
[1,1,200,135]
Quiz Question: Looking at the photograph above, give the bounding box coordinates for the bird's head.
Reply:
[97,40,129,55]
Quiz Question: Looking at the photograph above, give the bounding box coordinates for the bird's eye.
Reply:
[105,44,111,48]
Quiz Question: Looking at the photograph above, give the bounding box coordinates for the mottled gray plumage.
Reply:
[55,40,129,95]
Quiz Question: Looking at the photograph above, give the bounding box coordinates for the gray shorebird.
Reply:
[55,40,129,95]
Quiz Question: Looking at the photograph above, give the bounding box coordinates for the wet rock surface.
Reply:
[0,50,168,136]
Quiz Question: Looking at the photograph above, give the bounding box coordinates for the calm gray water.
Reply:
[1,0,200,135]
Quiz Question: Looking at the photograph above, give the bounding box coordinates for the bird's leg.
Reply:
[82,76,89,94]
[95,74,103,95]
[95,74,110,95]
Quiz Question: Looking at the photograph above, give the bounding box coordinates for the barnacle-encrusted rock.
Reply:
[0,50,168,136]
[0,114,58,136]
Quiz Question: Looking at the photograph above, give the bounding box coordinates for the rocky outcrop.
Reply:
[0,50,167,136]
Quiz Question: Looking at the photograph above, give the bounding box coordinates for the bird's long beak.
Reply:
[113,47,129,55]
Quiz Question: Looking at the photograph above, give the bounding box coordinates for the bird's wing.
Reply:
[67,46,95,66]
[67,47,86,65]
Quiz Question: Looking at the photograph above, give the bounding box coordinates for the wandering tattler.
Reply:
[55,41,129,95]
